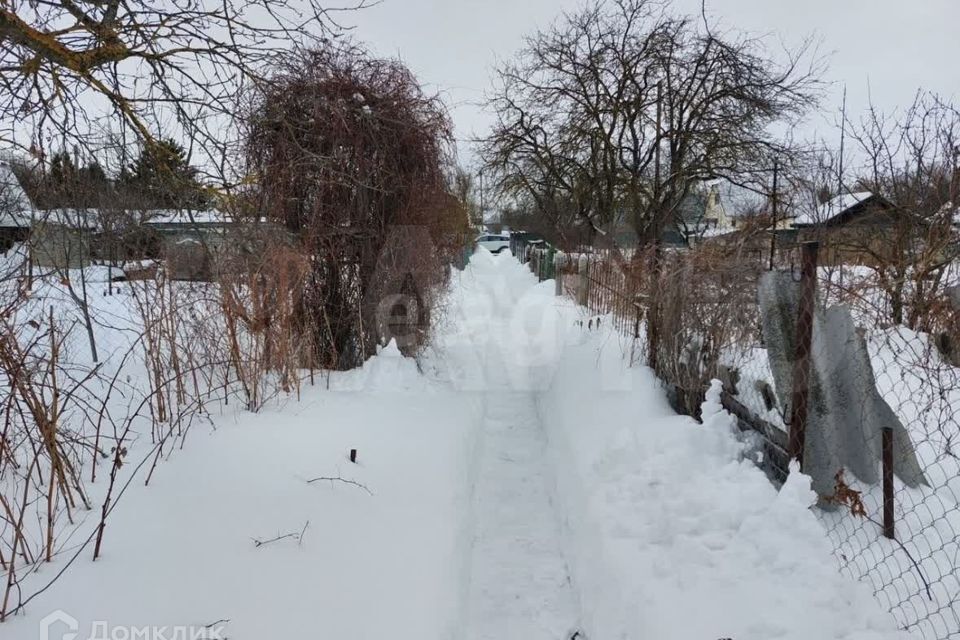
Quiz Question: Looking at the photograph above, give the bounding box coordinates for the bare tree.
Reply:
[0,0,368,182]
[832,92,960,330]
[482,0,823,246]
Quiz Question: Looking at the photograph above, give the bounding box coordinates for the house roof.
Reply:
[20,208,230,232]
[138,209,228,228]
[0,162,35,227]
[792,191,886,227]
[676,192,709,225]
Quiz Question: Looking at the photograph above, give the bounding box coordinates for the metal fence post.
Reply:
[882,426,895,539]
[788,241,819,467]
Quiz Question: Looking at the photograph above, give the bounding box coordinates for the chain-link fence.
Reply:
[814,260,960,640]
[521,235,960,639]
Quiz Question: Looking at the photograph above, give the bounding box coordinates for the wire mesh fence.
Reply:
[814,266,960,640]
[518,235,960,639]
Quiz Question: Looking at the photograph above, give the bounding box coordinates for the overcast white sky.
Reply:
[343,0,960,167]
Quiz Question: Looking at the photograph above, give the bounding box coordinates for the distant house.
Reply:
[31,210,99,269]
[662,183,732,247]
[791,191,890,228]
[791,191,897,265]
[0,165,298,279]
[610,182,733,249]
[24,207,231,271]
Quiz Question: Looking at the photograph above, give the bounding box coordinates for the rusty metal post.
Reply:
[633,301,641,340]
[788,241,819,467]
[882,426,895,539]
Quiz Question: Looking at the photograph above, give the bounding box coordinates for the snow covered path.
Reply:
[464,392,576,640]
[442,248,580,639]
[462,391,578,640]
[445,250,909,640]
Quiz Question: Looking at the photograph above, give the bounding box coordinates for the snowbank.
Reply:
[538,318,908,639]
[8,342,484,639]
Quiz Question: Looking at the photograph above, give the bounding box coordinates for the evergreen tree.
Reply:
[121,139,207,209]
[45,151,108,208]
[48,151,77,188]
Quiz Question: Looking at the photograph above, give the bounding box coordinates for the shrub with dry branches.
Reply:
[215,226,312,410]
[244,42,460,370]
[647,236,765,416]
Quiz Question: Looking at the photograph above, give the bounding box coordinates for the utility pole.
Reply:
[478,168,485,229]
[837,85,847,198]
[836,85,847,290]
[654,81,662,207]
[769,159,778,270]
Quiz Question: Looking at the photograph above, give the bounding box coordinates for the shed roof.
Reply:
[792,192,888,227]
[20,208,230,232]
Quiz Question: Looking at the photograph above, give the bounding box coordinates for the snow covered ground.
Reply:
[529,295,905,636]
[7,343,485,639]
[714,265,960,638]
[7,249,910,639]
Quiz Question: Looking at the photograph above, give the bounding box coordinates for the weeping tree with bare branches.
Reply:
[245,43,459,370]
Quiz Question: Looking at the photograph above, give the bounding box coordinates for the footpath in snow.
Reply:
[444,250,906,640]
[462,391,578,640]
[453,254,579,639]
[10,249,908,640]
